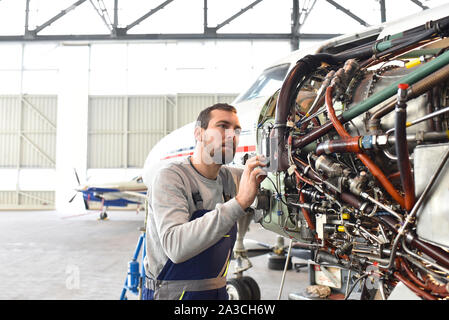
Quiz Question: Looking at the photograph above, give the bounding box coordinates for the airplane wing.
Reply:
[120,191,147,201]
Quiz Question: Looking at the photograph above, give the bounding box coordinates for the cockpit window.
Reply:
[234,63,290,103]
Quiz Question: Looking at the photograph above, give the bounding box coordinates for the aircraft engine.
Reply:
[253,16,449,300]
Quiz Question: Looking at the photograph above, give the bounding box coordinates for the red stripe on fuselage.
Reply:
[160,145,256,160]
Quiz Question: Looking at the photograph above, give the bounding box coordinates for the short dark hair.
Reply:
[196,103,237,129]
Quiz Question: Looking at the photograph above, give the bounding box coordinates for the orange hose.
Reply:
[325,86,406,209]
[400,258,427,289]
[394,272,437,300]
[387,171,401,180]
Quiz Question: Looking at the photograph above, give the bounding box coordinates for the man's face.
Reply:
[197,109,241,165]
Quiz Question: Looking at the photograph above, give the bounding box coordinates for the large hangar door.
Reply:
[0,95,57,209]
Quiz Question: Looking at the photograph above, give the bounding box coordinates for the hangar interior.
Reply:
[0,0,447,300]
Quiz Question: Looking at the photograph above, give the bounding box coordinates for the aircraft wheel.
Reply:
[267,253,292,271]
[241,276,261,300]
[226,278,251,300]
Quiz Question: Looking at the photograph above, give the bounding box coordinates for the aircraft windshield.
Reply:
[234,63,290,103]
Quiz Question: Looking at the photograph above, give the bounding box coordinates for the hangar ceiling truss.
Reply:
[0,0,434,49]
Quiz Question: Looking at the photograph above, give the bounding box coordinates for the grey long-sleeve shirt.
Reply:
[144,156,246,280]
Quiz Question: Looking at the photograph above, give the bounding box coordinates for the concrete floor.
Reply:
[0,209,310,300]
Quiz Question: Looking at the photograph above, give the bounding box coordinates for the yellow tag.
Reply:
[405,58,421,69]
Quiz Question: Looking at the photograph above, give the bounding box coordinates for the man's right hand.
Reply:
[235,155,267,210]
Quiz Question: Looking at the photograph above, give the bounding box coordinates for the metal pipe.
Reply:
[394,83,416,211]
[299,189,316,232]
[399,252,448,283]
[368,96,396,132]
[277,238,293,300]
[340,192,372,213]
[405,234,449,270]
[433,86,443,131]
[344,49,449,121]
[381,147,449,270]
[400,258,427,289]
[403,147,449,228]
[386,131,449,144]
[402,238,449,276]
[325,85,406,209]
[394,271,436,300]
[359,191,403,223]
[316,136,361,155]
[294,49,449,150]
[386,106,449,135]
[273,54,339,171]
[369,62,449,131]
[379,278,386,300]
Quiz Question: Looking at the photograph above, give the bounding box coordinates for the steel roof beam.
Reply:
[29,0,88,36]
[291,0,317,50]
[0,33,341,42]
[89,0,113,32]
[379,0,386,23]
[125,0,175,32]
[325,0,369,27]
[215,0,264,31]
[409,0,429,10]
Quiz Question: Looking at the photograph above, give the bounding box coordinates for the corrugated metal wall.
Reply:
[1,93,237,208]
[0,95,57,209]
[0,191,55,209]
[0,96,21,167]
[87,94,237,168]
[175,94,238,128]
[0,95,57,168]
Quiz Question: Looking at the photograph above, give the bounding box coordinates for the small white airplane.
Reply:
[131,4,449,300]
[69,171,147,220]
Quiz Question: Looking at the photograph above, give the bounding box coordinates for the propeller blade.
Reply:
[68,193,77,203]
[74,168,80,185]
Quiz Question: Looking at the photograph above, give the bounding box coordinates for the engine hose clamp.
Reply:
[359,202,368,213]
[303,165,311,176]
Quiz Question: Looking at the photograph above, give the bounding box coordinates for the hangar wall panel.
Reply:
[0,191,55,209]
[175,94,237,128]
[88,94,237,169]
[0,96,21,167]
[127,96,170,167]
[0,95,57,168]
[0,95,57,209]
[0,93,237,208]
[88,96,126,168]
[21,95,57,168]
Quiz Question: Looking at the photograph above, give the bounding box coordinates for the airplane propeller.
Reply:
[68,169,89,209]
[68,168,81,203]
[74,168,81,185]
[68,192,78,203]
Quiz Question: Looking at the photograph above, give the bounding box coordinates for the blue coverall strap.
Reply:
[218,167,234,201]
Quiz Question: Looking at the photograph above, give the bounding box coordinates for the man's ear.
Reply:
[194,126,203,143]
